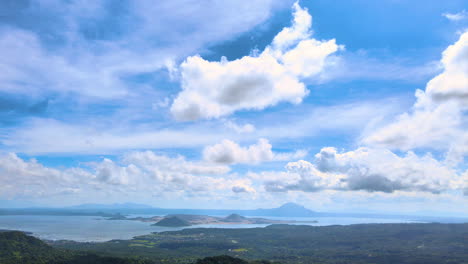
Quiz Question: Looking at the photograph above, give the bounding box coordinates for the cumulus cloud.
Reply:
[363,32,468,164]
[260,147,465,194]
[123,150,230,176]
[0,151,254,200]
[0,153,93,199]
[257,32,468,197]
[94,158,137,185]
[271,2,312,50]
[425,32,468,104]
[232,184,256,194]
[203,138,307,165]
[170,2,340,120]
[443,10,468,21]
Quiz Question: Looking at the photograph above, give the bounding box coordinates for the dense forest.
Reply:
[0,231,156,264]
[0,231,271,264]
[2,223,468,264]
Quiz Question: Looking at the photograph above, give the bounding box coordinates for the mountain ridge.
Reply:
[0,202,318,217]
[57,202,316,217]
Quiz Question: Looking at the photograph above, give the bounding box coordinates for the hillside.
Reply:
[153,216,191,227]
[223,214,246,222]
[0,231,271,264]
[53,223,468,264]
[0,231,55,263]
[0,231,155,264]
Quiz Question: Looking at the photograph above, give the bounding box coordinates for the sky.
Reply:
[0,0,467,216]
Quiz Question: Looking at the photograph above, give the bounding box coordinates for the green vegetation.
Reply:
[194,255,277,264]
[0,231,156,264]
[152,216,191,227]
[223,214,246,222]
[0,231,60,264]
[2,223,468,264]
[51,223,468,264]
[0,231,269,264]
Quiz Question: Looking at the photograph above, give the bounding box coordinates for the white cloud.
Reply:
[170,2,340,120]
[0,0,288,99]
[0,151,252,200]
[123,150,230,176]
[363,32,468,164]
[224,120,256,133]
[1,98,403,155]
[271,2,312,50]
[94,158,137,185]
[251,31,468,198]
[443,10,468,21]
[0,29,126,98]
[171,53,309,120]
[232,184,256,194]
[256,97,407,140]
[1,118,227,154]
[203,138,307,165]
[363,100,462,151]
[0,153,93,199]
[425,32,468,104]
[261,147,465,194]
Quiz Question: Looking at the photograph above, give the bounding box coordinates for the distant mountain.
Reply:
[64,202,316,217]
[247,203,316,217]
[67,203,153,209]
[1,202,317,218]
[3,202,468,222]
[153,216,191,227]
[276,202,315,215]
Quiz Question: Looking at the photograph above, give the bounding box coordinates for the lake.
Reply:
[0,215,424,242]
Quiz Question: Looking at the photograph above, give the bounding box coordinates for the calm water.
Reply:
[0,215,424,242]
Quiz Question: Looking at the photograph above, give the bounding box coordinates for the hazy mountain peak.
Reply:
[266,203,316,217]
[68,203,153,209]
[153,216,191,227]
[224,213,246,222]
[278,203,307,210]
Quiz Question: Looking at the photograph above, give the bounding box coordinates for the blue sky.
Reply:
[0,0,467,216]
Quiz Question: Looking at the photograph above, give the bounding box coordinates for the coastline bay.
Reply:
[0,215,425,242]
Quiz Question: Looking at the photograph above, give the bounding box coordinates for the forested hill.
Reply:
[2,223,468,264]
[0,231,155,264]
[0,231,270,264]
[53,223,468,264]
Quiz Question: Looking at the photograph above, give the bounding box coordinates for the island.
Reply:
[111,213,318,227]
